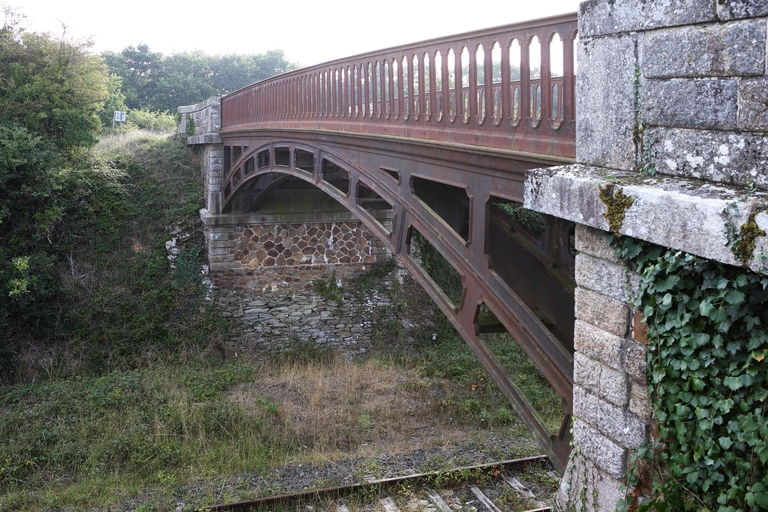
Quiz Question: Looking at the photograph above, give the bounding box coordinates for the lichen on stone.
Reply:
[598,184,635,235]
[733,209,767,264]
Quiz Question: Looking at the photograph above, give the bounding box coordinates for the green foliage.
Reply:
[0,123,130,329]
[612,236,768,512]
[99,73,127,127]
[0,21,108,151]
[351,258,398,293]
[0,362,291,501]
[493,201,546,238]
[403,313,561,429]
[125,108,177,132]
[313,271,343,310]
[411,230,463,307]
[101,45,296,112]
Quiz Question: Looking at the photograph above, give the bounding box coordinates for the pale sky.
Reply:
[12,0,581,67]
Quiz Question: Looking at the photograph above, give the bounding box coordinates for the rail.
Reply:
[221,13,577,158]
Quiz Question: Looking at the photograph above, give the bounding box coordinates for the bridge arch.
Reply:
[219,138,575,470]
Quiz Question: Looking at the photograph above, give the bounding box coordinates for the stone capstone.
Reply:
[525,164,768,274]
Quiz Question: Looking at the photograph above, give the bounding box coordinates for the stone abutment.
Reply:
[526,0,768,509]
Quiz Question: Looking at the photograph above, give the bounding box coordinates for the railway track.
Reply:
[207,456,557,512]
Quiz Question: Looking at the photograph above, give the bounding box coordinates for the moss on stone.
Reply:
[598,184,634,235]
[733,209,767,264]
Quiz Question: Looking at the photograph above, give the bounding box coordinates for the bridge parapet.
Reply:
[221,13,577,158]
[525,1,768,510]
[178,96,222,145]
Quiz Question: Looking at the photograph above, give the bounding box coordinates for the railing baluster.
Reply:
[501,38,510,126]
[440,48,449,122]
[468,45,478,124]
[484,41,494,125]
[418,53,426,122]
[454,47,463,122]
[563,30,576,123]
[387,57,394,119]
[372,61,379,119]
[540,30,552,125]
[520,37,531,123]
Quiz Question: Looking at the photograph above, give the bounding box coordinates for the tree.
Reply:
[99,73,127,127]
[0,21,108,151]
[101,44,164,110]
[103,46,297,112]
[0,6,120,332]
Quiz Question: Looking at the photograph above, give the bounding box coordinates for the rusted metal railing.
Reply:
[221,13,577,158]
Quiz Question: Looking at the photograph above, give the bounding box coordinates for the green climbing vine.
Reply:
[611,236,768,512]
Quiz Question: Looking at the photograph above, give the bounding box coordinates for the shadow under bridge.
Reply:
[219,131,576,472]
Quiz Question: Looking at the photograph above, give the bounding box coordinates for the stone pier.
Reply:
[525,0,768,509]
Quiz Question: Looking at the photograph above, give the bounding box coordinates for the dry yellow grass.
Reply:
[229,359,472,460]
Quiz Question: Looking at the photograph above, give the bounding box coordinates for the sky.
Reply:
[12,0,581,67]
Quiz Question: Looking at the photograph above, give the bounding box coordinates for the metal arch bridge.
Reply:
[214,13,577,472]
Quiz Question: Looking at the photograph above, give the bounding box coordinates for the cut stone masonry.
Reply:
[526,1,768,509]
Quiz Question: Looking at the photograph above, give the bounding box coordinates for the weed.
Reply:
[267,337,335,365]
[313,271,344,312]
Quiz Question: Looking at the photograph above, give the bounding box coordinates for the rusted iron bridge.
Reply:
[213,13,577,472]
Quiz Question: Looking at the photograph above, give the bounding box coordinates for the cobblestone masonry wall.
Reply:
[206,219,392,292]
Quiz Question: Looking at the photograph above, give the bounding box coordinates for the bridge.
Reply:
[180,2,768,510]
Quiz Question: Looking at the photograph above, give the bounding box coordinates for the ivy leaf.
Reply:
[723,376,743,390]
[724,289,746,305]
[719,437,733,449]
[657,275,680,292]
[700,300,714,317]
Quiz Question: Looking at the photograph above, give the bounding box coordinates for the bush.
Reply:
[125,109,177,132]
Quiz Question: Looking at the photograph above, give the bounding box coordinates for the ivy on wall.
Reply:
[611,236,768,512]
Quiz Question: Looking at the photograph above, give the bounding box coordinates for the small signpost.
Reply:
[112,110,126,128]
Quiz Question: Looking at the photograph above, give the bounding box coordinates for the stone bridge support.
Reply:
[178,98,392,292]
[525,0,768,509]
[178,97,224,214]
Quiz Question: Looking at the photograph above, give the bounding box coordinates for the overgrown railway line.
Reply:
[207,456,555,512]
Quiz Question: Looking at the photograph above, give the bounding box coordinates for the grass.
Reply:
[0,282,562,510]
[0,132,563,510]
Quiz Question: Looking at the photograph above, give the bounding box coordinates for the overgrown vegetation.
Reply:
[494,201,547,239]
[410,229,464,306]
[612,236,768,512]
